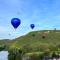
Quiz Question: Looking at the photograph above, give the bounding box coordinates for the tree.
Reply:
[52,52,57,58]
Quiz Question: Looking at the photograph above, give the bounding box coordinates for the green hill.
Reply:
[1,30,60,60]
[9,30,60,53]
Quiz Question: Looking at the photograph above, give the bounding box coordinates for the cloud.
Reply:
[0,26,7,32]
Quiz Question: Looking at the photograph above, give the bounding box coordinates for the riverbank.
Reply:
[0,30,60,60]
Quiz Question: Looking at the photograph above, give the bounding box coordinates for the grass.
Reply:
[8,30,60,53]
[0,30,60,53]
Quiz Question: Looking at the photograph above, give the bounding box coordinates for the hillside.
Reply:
[0,30,60,60]
[9,30,60,53]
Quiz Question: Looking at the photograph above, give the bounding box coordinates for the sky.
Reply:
[0,0,60,39]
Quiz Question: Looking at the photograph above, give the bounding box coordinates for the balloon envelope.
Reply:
[11,18,21,29]
[30,24,35,29]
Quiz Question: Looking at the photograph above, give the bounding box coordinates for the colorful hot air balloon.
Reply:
[11,18,21,29]
[30,24,35,29]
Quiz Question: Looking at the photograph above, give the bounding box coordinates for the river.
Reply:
[0,51,8,60]
[0,51,60,60]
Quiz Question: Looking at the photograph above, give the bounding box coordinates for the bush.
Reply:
[52,52,57,58]
[32,34,35,37]
[8,48,24,60]
[42,35,46,39]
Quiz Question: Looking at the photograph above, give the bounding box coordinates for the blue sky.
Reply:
[0,0,60,39]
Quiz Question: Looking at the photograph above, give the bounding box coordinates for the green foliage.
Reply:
[8,48,24,60]
[1,30,60,53]
[1,30,60,60]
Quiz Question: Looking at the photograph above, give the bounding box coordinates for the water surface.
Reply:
[0,51,8,60]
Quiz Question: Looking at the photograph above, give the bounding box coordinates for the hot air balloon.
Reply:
[30,24,35,29]
[11,18,21,29]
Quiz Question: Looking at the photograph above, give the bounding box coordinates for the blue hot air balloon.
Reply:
[30,24,35,29]
[11,18,21,29]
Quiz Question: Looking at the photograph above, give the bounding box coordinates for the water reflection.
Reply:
[0,51,8,60]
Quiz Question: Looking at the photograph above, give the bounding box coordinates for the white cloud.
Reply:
[0,26,8,33]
